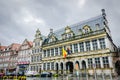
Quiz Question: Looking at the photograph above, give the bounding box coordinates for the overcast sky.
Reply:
[0,0,120,46]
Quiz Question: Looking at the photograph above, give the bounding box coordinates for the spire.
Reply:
[35,28,42,39]
[101,9,106,17]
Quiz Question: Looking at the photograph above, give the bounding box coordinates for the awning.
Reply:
[17,61,29,65]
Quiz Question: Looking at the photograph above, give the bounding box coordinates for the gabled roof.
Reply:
[0,46,7,51]
[43,14,105,44]
[19,39,33,50]
[7,43,21,51]
[54,15,104,40]
[28,41,33,47]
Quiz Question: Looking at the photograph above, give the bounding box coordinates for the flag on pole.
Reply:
[62,48,67,58]
[67,48,71,54]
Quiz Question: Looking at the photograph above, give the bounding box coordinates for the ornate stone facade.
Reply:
[29,29,43,72]
[40,9,119,75]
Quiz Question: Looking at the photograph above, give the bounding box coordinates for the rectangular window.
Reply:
[38,42,40,46]
[47,63,50,70]
[44,50,46,57]
[51,49,54,56]
[32,50,34,54]
[34,56,36,62]
[68,34,71,38]
[59,47,62,55]
[43,63,46,70]
[86,41,91,51]
[34,66,35,71]
[92,39,98,50]
[79,42,84,52]
[55,48,58,56]
[74,44,78,53]
[36,66,38,72]
[39,55,42,61]
[99,38,106,49]
[37,56,39,62]
[31,66,33,71]
[31,56,33,62]
[51,62,54,70]
[95,58,101,68]
[88,58,93,69]
[102,57,109,68]
[39,48,42,52]
[47,49,50,57]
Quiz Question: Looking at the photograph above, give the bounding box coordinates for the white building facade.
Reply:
[17,39,32,74]
[41,9,120,76]
[29,29,42,73]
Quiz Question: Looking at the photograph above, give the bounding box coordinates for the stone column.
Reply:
[84,42,86,51]
[58,62,60,74]
[54,48,55,56]
[90,40,93,50]
[72,44,74,53]
[46,63,47,71]
[97,39,100,49]
[100,57,104,68]
[50,62,51,70]
[50,49,51,57]
[54,62,56,71]
[46,50,48,57]
[78,43,80,52]
[108,56,113,68]
[79,60,82,69]
[105,37,109,49]
[63,62,66,74]
[85,59,89,69]
[58,47,60,55]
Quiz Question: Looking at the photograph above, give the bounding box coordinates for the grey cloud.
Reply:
[0,0,120,46]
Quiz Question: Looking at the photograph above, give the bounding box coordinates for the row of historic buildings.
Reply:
[0,9,120,75]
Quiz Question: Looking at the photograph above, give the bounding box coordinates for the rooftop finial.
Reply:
[101,9,106,17]
[50,28,53,33]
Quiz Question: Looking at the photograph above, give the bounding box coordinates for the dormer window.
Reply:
[83,25,92,34]
[62,26,74,39]
[96,23,100,30]
[47,29,57,43]
[84,28,89,33]
[68,34,71,38]
[49,38,52,43]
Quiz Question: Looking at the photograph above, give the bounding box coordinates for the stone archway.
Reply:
[56,63,59,74]
[60,62,63,74]
[81,60,87,75]
[66,61,74,74]
[115,60,120,75]
[75,61,80,70]
[82,60,86,69]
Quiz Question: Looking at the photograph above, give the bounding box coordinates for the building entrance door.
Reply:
[60,63,63,74]
[66,61,73,74]
[56,63,59,74]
